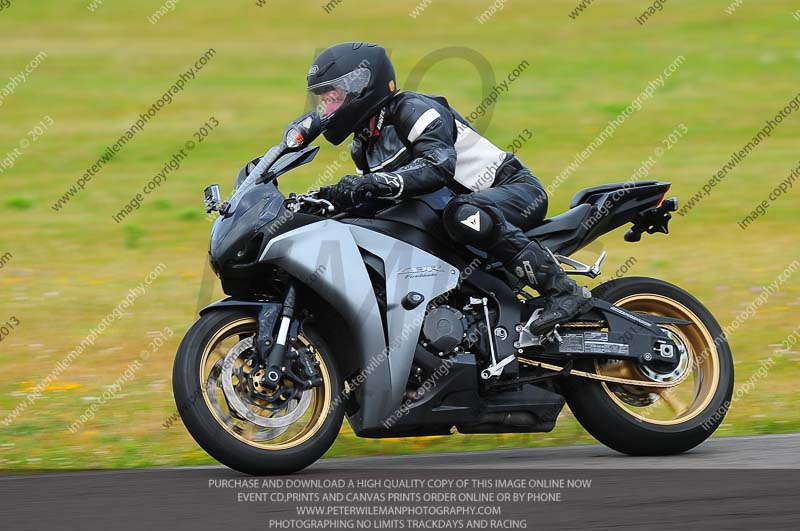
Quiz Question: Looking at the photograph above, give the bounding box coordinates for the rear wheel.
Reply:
[564,277,734,455]
[172,309,344,475]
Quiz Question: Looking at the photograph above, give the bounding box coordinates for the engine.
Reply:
[405,302,491,401]
[420,304,487,357]
[421,305,466,356]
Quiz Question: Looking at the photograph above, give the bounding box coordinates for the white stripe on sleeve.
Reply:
[407,109,442,143]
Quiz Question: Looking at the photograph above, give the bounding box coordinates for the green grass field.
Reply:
[1,0,798,469]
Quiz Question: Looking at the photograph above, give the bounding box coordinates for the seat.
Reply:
[521,203,596,256]
[569,180,659,208]
[525,203,594,240]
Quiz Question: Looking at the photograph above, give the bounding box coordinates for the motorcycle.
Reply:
[172,111,734,475]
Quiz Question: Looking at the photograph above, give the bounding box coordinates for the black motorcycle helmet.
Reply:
[307,42,398,145]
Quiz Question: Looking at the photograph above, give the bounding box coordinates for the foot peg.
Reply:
[514,310,565,349]
[481,355,516,380]
[552,251,606,279]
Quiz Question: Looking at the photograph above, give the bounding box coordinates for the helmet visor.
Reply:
[308,67,371,118]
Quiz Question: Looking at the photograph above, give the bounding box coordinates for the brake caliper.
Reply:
[297,346,324,388]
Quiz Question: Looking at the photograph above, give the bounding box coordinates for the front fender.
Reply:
[199,298,277,316]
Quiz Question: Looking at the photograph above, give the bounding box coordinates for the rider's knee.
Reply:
[442,197,503,248]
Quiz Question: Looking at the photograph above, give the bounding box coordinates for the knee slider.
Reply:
[442,198,502,247]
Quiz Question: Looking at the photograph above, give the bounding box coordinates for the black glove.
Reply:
[330,173,403,210]
[316,185,336,203]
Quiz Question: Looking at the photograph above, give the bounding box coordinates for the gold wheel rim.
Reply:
[595,294,720,425]
[199,318,332,450]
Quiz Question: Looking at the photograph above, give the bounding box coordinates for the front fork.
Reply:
[262,282,297,389]
[258,281,322,391]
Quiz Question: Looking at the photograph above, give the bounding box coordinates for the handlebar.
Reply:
[286,189,336,216]
[286,186,393,219]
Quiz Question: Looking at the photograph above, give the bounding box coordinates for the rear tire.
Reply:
[564,277,734,455]
[172,309,344,475]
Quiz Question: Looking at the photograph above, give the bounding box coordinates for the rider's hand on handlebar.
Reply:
[315,185,334,202]
[329,175,362,210]
[328,173,403,211]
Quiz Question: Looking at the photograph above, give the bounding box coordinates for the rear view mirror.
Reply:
[284,111,322,150]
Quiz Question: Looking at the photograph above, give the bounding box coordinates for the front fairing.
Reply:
[207,146,320,277]
[209,180,284,273]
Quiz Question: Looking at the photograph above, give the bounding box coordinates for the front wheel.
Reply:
[172,309,344,475]
[564,277,734,455]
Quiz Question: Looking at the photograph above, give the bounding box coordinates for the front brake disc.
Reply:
[220,338,312,428]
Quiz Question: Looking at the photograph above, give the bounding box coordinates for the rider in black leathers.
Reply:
[308,42,592,333]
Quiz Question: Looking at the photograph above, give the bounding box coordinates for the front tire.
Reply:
[564,277,734,455]
[172,309,344,475]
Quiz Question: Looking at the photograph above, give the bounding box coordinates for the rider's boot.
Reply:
[508,240,593,334]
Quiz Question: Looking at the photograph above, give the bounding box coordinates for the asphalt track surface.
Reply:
[1,433,798,530]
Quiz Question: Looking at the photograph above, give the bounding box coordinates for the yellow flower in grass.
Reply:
[21,382,81,392]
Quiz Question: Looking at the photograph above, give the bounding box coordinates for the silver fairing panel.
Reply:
[259,220,458,432]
